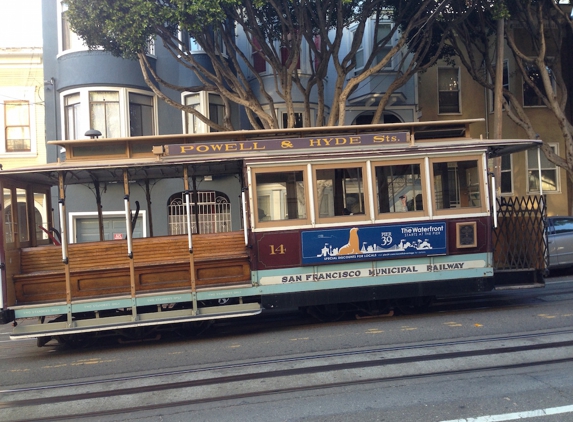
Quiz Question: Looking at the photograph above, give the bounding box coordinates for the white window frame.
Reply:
[182,93,201,134]
[57,1,88,55]
[374,21,396,70]
[69,211,147,244]
[527,143,560,193]
[437,66,461,114]
[61,87,157,139]
[182,91,209,134]
[0,87,37,156]
[350,18,396,76]
[181,92,230,133]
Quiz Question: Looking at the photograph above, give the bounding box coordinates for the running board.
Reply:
[493,269,545,290]
[10,302,261,340]
[494,282,545,290]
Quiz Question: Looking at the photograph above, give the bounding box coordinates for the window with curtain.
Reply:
[89,91,120,138]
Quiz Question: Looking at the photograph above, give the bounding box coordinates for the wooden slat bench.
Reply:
[14,232,251,304]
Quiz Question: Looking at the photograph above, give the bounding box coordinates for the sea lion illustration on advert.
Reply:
[338,227,362,255]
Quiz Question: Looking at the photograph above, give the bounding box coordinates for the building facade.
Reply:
[0,47,45,170]
[417,29,573,217]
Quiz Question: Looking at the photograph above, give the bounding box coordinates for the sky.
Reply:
[0,0,43,48]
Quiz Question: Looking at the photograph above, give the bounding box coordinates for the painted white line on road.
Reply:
[440,404,573,422]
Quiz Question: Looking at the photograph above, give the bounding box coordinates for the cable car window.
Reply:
[315,167,365,217]
[433,159,481,210]
[255,170,306,222]
[375,163,423,214]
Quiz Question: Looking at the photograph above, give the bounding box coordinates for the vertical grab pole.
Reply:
[184,167,197,315]
[185,191,193,252]
[123,170,137,320]
[242,189,248,246]
[490,173,498,229]
[58,172,73,326]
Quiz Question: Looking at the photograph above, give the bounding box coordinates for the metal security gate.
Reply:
[168,191,231,235]
[493,196,547,288]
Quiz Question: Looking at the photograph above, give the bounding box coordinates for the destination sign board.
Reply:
[165,131,409,156]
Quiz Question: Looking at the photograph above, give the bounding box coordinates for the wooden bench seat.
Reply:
[14,232,251,304]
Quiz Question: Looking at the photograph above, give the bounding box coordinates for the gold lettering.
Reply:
[252,142,266,150]
[281,141,294,149]
[309,139,321,147]
[373,135,386,143]
[211,144,223,151]
[239,143,252,151]
[225,144,238,151]
[349,136,360,144]
[270,244,287,255]
[196,145,209,153]
[180,145,195,153]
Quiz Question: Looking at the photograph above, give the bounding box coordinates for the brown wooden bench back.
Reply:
[19,231,248,274]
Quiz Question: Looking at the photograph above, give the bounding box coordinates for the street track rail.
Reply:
[2,328,573,421]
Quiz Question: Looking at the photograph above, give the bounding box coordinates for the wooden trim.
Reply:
[251,164,311,229]
[429,154,487,216]
[369,158,428,219]
[312,161,371,224]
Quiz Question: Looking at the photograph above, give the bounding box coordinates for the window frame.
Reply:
[437,67,461,115]
[182,93,201,134]
[181,92,229,134]
[527,144,560,193]
[2,184,38,248]
[349,26,365,75]
[4,101,31,153]
[128,92,155,137]
[429,154,487,216]
[0,87,37,156]
[522,62,555,108]
[490,59,510,113]
[374,21,395,70]
[500,153,514,196]
[313,162,371,225]
[371,158,428,219]
[250,165,311,229]
[61,87,157,139]
[281,112,304,129]
[58,1,87,54]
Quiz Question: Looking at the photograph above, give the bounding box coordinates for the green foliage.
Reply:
[64,0,237,58]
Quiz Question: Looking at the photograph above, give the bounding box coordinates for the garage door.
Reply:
[75,216,144,243]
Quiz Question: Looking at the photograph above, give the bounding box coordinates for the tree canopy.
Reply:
[442,0,573,195]
[65,0,459,129]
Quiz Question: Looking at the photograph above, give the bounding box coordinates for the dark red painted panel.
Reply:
[255,231,301,269]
